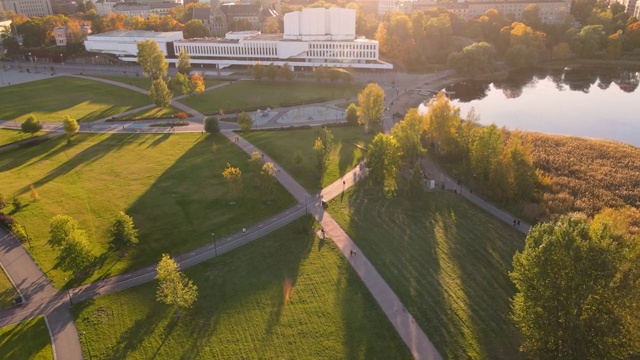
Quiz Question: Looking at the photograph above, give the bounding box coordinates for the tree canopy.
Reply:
[155,254,198,318]
[137,40,168,80]
[21,115,42,136]
[366,133,402,196]
[357,83,385,133]
[108,211,139,249]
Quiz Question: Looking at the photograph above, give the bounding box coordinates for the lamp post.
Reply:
[211,233,217,257]
[60,54,64,64]
[28,52,32,62]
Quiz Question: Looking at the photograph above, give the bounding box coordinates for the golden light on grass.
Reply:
[283,275,294,307]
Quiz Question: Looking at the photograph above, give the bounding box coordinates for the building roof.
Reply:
[90,30,183,38]
[113,2,180,10]
[192,6,211,20]
[221,3,261,16]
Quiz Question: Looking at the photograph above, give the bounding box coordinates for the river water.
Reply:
[418,67,640,147]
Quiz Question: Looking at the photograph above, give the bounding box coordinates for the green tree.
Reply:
[237,112,253,132]
[222,163,243,200]
[570,25,607,58]
[173,72,191,95]
[391,108,426,164]
[314,65,327,82]
[203,116,219,134]
[605,30,623,59]
[263,16,279,33]
[48,215,95,273]
[155,254,198,318]
[357,83,385,133]
[183,19,210,39]
[63,115,79,139]
[21,115,42,136]
[407,162,424,197]
[345,103,358,125]
[625,20,640,49]
[108,211,139,249]
[424,92,461,155]
[10,222,29,244]
[265,63,278,81]
[366,133,402,196]
[511,215,640,359]
[137,40,168,80]
[312,127,335,178]
[505,133,537,201]
[279,62,294,81]
[251,62,264,80]
[470,124,503,182]
[447,42,496,76]
[150,78,172,108]
[177,48,191,75]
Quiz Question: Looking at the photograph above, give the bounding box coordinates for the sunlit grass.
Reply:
[0,133,295,288]
[73,217,411,359]
[0,128,46,146]
[0,77,151,122]
[179,80,361,115]
[0,266,18,309]
[242,126,373,191]
[0,317,53,360]
[328,186,525,359]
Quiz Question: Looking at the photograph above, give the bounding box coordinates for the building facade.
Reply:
[112,2,181,18]
[0,0,53,17]
[53,24,91,46]
[411,0,571,23]
[84,30,184,56]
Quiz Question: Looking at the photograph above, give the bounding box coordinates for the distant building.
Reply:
[112,2,181,18]
[94,0,119,16]
[410,0,571,23]
[53,24,91,46]
[83,7,392,69]
[194,0,263,36]
[0,0,53,17]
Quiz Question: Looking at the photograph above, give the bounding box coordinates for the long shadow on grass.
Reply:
[337,139,357,178]
[0,317,48,359]
[0,133,73,172]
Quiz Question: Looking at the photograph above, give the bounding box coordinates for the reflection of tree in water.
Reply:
[597,70,613,90]
[562,67,598,93]
[549,68,565,91]
[445,80,491,102]
[613,71,640,93]
[493,68,539,99]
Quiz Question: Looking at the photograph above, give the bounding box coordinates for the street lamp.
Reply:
[28,52,32,62]
[211,233,217,257]
[60,54,64,64]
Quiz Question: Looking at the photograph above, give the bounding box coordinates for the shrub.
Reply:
[204,116,220,134]
[177,112,188,120]
[0,212,15,228]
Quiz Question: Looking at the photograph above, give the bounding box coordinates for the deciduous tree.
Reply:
[237,112,253,132]
[48,215,95,273]
[251,62,264,80]
[183,19,209,39]
[391,108,426,164]
[248,151,263,173]
[137,40,168,80]
[190,73,205,95]
[279,63,294,81]
[21,115,42,136]
[156,254,198,318]
[423,92,461,155]
[150,78,172,108]
[63,115,79,139]
[260,161,277,197]
[108,211,139,249]
[366,133,402,196]
[312,127,334,177]
[357,83,385,133]
[265,63,278,81]
[222,163,243,200]
[203,116,219,134]
[345,103,358,125]
[177,48,191,75]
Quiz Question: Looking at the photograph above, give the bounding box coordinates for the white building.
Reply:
[84,30,184,57]
[0,0,52,17]
[83,7,392,69]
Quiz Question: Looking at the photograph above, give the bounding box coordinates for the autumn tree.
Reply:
[504,133,537,201]
[190,73,205,95]
[391,108,426,164]
[625,20,640,49]
[366,133,402,196]
[248,151,264,173]
[48,215,96,273]
[447,42,496,76]
[237,112,253,132]
[150,78,172,108]
[260,161,277,197]
[177,48,191,75]
[263,16,279,33]
[511,215,640,359]
[470,123,503,182]
[155,254,198,318]
[357,83,385,133]
[63,115,79,140]
[345,103,358,125]
[21,115,42,136]
[29,185,39,202]
[108,211,139,249]
[423,92,461,155]
[222,163,243,200]
[137,40,168,80]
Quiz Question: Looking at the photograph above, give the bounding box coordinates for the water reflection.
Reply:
[418,67,640,146]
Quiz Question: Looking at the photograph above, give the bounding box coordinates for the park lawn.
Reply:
[116,106,185,121]
[91,75,224,92]
[0,266,18,309]
[328,187,526,359]
[0,317,54,360]
[73,216,411,360]
[0,77,151,123]
[0,128,46,146]
[179,80,362,115]
[0,133,295,289]
[242,126,373,191]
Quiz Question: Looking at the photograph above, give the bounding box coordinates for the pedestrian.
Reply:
[242,227,246,233]
[350,250,353,257]
[342,180,345,186]
[517,219,521,226]
[513,219,517,226]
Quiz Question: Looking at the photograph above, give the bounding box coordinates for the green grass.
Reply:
[179,80,362,115]
[0,128,46,147]
[242,126,373,191]
[91,75,224,92]
[0,317,53,360]
[328,186,526,359]
[0,266,18,309]
[73,217,411,359]
[116,106,185,121]
[0,77,152,122]
[0,133,295,288]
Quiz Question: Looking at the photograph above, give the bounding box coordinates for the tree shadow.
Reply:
[0,316,49,359]
[337,139,357,177]
[146,133,172,149]
[106,304,170,360]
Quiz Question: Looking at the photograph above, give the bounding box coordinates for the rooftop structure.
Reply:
[84,30,184,56]
[283,7,355,41]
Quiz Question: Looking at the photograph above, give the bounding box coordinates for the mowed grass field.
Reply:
[328,187,526,359]
[0,317,53,360]
[0,133,295,288]
[179,80,361,114]
[242,126,373,191]
[0,77,151,122]
[117,106,184,121]
[0,265,18,309]
[73,217,411,360]
[0,128,46,146]
[91,75,224,92]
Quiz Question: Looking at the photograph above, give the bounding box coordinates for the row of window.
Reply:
[309,43,376,51]
[176,43,277,57]
[307,50,376,60]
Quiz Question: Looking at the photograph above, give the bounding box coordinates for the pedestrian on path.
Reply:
[242,228,246,233]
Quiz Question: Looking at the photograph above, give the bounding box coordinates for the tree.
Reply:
[11,222,29,244]
[21,115,42,136]
[203,116,219,134]
[626,20,640,49]
[190,73,205,95]
[173,72,192,95]
[265,63,278,81]
[108,211,139,249]
[150,78,172,108]
[345,103,358,125]
[510,215,640,359]
[137,40,167,80]
[470,124,503,182]
[260,161,277,197]
[366,133,402,196]
[222,163,243,200]
[177,48,191,75]
[292,150,303,167]
[48,215,95,273]
[357,83,385,133]
[391,108,426,164]
[424,92,461,155]
[407,162,424,197]
[250,62,264,80]
[248,151,264,173]
[312,127,334,178]
[183,19,210,39]
[447,42,496,76]
[605,30,623,59]
[505,133,537,201]
[156,254,198,318]
[237,112,253,132]
[263,16,279,33]
[314,65,327,82]
[279,63,293,81]
[63,115,79,139]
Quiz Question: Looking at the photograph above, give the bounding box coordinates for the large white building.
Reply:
[0,0,52,17]
[84,7,392,70]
